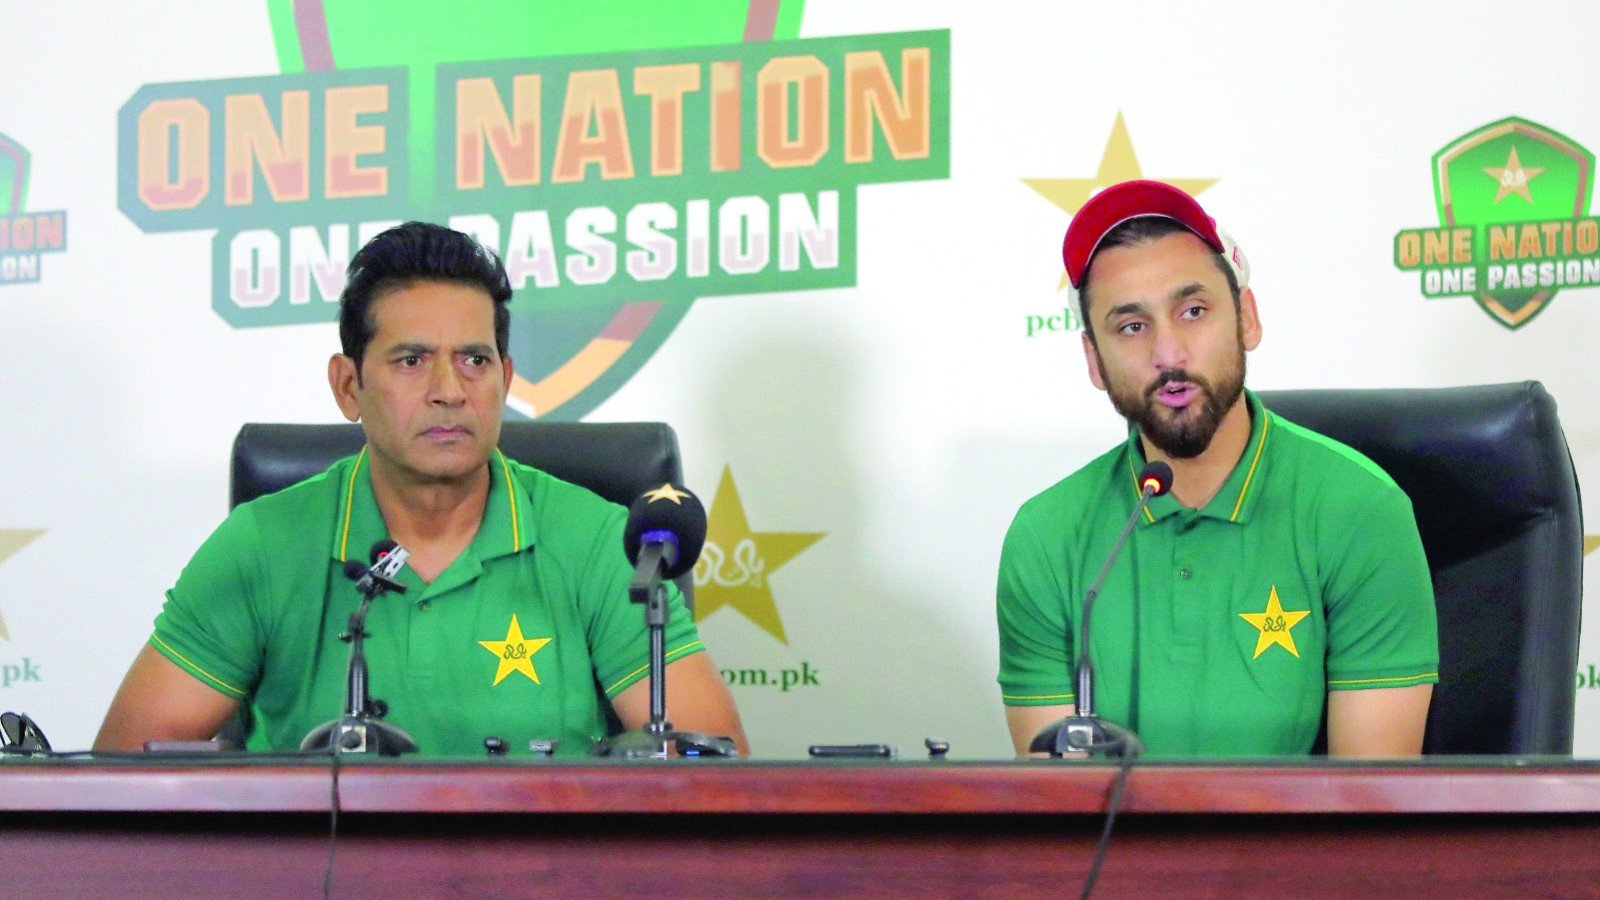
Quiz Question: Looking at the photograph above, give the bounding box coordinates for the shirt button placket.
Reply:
[1171,527,1201,648]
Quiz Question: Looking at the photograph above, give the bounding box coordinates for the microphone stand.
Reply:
[300,557,419,756]
[605,540,677,758]
[604,537,737,759]
[1031,480,1162,759]
[0,711,52,756]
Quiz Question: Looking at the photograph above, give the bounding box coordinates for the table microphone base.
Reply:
[301,715,418,756]
[600,728,740,759]
[1030,715,1143,759]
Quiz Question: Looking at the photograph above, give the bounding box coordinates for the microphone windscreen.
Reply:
[342,558,368,581]
[369,539,399,564]
[623,484,707,578]
[1139,461,1174,497]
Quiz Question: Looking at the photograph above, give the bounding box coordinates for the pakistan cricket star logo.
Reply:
[1395,117,1597,330]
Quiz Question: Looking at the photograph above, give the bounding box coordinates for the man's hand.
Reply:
[611,652,750,756]
[1005,704,1076,757]
[1326,684,1432,757]
[94,644,239,751]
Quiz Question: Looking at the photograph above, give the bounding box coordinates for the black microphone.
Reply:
[1076,461,1171,716]
[301,538,417,755]
[607,483,719,758]
[623,484,707,581]
[1032,460,1172,757]
[345,539,407,598]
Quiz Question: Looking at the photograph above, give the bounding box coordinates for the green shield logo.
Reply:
[118,4,947,404]
[1432,116,1594,329]
[264,1,801,420]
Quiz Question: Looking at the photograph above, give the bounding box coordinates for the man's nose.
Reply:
[428,357,467,405]
[1150,322,1189,370]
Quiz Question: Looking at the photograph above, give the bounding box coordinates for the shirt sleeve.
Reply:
[996,507,1077,707]
[1322,482,1440,690]
[576,504,704,698]
[149,506,269,699]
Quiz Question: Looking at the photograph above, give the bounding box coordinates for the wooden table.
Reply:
[2,757,1597,897]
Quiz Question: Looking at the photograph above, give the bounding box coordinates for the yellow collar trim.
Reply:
[1126,454,1157,524]
[495,449,520,550]
[338,446,368,562]
[339,447,521,560]
[1125,395,1271,524]
[1229,411,1272,522]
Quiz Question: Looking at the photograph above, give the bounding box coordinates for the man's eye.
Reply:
[1181,305,1206,319]
[1117,321,1144,336]
[465,354,490,367]
[399,355,422,367]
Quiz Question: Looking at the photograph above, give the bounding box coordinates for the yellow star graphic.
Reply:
[0,530,45,642]
[643,483,690,505]
[693,466,823,644]
[1237,585,1311,660]
[1023,111,1219,289]
[1482,146,1545,204]
[477,614,552,686]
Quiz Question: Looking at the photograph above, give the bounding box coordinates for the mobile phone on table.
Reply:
[808,743,895,758]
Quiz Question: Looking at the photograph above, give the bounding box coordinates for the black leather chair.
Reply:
[1257,382,1582,755]
[230,421,693,606]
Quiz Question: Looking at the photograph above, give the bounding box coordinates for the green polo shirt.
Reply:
[150,448,704,757]
[997,391,1438,756]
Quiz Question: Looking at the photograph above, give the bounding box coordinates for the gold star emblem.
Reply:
[1482,146,1545,204]
[1023,112,1219,289]
[0,530,44,642]
[477,614,552,685]
[1237,585,1311,659]
[693,466,823,644]
[642,483,690,505]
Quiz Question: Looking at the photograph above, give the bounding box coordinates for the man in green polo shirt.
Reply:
[96,222,748,756]
[998,181,1437,757]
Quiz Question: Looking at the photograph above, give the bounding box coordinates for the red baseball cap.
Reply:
[1061,180,1225,289]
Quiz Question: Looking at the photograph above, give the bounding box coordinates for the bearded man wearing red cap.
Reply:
[996,181,1438,757]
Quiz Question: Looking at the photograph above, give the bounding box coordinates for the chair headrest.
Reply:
[231,421,684,511]
[1257,382,1578,567]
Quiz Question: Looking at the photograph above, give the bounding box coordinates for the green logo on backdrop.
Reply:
[115,2,950,419]
[1393,116,1597,330]
[0,658,42,689]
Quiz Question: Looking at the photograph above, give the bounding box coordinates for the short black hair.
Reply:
[1078,217,1240,344]
[338,221,513,372]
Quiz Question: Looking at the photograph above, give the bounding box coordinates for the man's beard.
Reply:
[1100,348,1246,459]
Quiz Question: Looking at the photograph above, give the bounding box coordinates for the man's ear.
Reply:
[500,354,514,395]
[1239,287,1263,351]
[1082,331,1107,392]
[328,354,362,423]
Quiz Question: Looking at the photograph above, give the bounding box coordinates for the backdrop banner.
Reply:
[0,0,1595,758]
